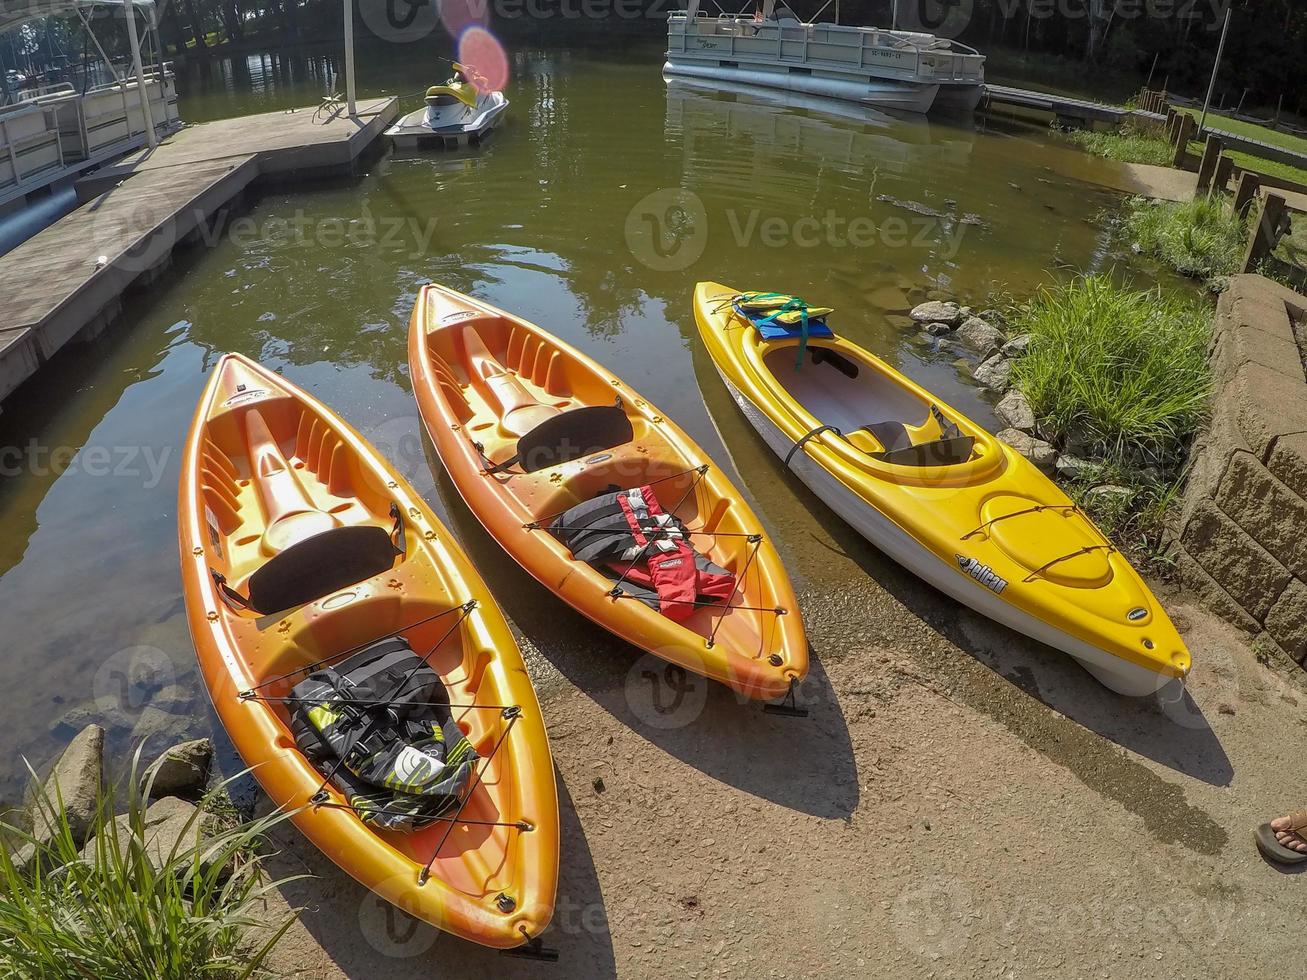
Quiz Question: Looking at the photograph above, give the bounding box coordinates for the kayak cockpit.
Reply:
[762,343,982,466]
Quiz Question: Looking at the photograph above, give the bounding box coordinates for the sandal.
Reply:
[1255,810,1307,865]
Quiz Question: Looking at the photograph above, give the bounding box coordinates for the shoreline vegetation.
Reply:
[1004,275,1210,566]
[1,738,297,978]
[919,275,1213,570]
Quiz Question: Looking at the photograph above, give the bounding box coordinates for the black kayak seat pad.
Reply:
[247,523,398,615]
[858,417,975,468]
[509,404,634,474]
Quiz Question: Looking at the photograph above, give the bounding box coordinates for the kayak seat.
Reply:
[854,406,975,467]
[246,524,398,615]
[489,404,634,474]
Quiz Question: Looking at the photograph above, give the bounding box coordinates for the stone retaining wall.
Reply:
[1173,275,1307,671]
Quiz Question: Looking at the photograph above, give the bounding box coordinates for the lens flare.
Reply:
[457,26,510,93]
[439,0,488,38]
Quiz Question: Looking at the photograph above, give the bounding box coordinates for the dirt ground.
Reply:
[245,491,1307,980]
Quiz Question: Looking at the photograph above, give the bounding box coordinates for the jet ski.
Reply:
[386,63,509,150]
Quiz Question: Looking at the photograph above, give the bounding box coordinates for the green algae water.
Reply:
[0,33,1147,801]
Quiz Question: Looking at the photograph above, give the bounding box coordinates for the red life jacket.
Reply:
[550,485,735,620]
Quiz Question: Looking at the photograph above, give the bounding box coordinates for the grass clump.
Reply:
[1008,274,1212,567]
[1010,274,1210,468]
[1066,125,1174,167]
[0,750,299,978]
[1120,196,1246,284]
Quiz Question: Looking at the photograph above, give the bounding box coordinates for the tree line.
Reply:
[3,0,1304,116]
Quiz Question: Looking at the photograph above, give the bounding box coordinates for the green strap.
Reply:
[752,296,812,369]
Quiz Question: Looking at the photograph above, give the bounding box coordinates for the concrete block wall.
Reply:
[1174,275,1307,669]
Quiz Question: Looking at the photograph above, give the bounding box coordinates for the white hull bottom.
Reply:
[386,94,509,149]
[714,370,1174,697]
[663,59,939,116]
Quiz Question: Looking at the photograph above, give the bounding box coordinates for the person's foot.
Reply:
[1271,814,1307,854]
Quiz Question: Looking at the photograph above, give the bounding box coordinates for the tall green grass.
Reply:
[0,750,299,978]
[1009,275,1211,470]
[1120,196,1247,283]
[1066,126,1174,167]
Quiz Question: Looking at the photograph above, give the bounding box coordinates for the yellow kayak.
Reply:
[693,282,1190,696]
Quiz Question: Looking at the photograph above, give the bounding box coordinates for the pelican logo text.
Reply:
[956,555,1008,595]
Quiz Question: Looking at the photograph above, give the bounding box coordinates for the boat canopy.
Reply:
[0,0,156,36]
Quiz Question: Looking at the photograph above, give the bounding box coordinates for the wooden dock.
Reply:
[982,84,1163,129]
[0,97,399,406]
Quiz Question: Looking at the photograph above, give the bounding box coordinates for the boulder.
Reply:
[80,796,230,877]
[978,308,1007,326]
[955,317,1006,357]
[997,428,1056,474]
[923,322,953,336]
[1055,454,1098,481]
[909,300,963,326]
[994,389,1036,433]
[145,738,213,798]
[867,285,910,311]
[1000,333,1033,358]
[973,354,1013,390]
[24,724,104,846]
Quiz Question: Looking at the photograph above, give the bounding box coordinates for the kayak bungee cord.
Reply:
[304,601,480,807]
[602,464,711,599]
[1021,544,1117,584]
[311,801,532,832]
[240,601,472,696]
[705,534,763,650]
[418,705,523,886]
[521,464,710,529]
[960,503,1081,541]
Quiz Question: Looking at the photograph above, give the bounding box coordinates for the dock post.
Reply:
[343,0,357,116]
[1241,193,1287,273]
[1232,171,1261,219]
[1172,113,1196,169]
[1211,155,1234,197]
[1195,135,1223,195]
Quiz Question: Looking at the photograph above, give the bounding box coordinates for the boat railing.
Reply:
[667,14,984,83]
[0,65,180,202]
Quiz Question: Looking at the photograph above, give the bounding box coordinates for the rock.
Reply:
[1086,484,1134,504]
[592,777,606,793]
[145,738,213,798]
[24,724,104,846]
[1055,454,1098,481]
[997,429,1056,474]
[1000,333,1033,357]
[867,285,910,311]
[994,389,1036,433]
[923,322,953,336]
[955,317,1006,358]
[1217,703,1236,716]
[81,796,230,877]
[978,308,1007,326]
[909,300,962,326]
[150,684,197,715]
[973,354,1013,390]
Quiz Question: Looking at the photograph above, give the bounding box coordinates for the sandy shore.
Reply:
[248,512,1307,978]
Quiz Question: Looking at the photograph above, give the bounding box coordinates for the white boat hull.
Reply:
[663,59,938,115]
[712,368,1176,697]
[386,91,508,150]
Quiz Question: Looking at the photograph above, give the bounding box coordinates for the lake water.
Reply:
[0,33,1148,803]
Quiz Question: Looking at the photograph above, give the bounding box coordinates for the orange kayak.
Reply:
[408,284,807,701]
[177,353,557,949]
